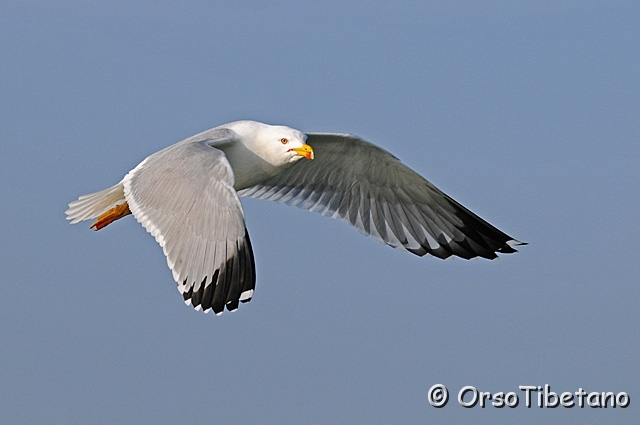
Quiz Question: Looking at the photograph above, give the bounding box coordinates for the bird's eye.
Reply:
[280,138,289,144]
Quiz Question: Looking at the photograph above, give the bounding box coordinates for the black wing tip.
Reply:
[180,229,256,315]
[496,238,527,253]
[405,235,526,260]
[474,237,527,258]
[508,239,528,247]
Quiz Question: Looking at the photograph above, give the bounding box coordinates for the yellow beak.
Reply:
[289,143,314,160]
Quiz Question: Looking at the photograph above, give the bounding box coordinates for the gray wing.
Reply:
[123,139,255,314]
[239,133,524,260]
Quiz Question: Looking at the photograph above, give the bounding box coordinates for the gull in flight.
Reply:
[67,120,525,314]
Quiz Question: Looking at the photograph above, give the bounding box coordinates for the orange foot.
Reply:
[91,202,132,230]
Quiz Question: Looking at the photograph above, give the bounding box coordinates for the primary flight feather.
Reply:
[66,120,524,314]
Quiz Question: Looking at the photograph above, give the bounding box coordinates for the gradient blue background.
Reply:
[1,1,638,424]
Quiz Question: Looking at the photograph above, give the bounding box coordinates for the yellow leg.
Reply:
[91,202,132,230]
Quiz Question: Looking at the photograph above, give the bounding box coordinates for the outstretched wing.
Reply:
[239,133,523,260]
[123,139,255,314]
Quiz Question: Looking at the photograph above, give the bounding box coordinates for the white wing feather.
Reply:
[240,133,523,259]
[121,139,255,314]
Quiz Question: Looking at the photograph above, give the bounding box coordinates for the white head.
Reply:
[226,120,314,167]
[219,120,314,190]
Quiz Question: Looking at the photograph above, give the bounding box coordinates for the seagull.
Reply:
[66,120,524,314]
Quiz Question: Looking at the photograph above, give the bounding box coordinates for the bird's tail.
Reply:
[66,182,126,224]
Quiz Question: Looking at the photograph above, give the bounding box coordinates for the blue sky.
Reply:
[1,1,638,424]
